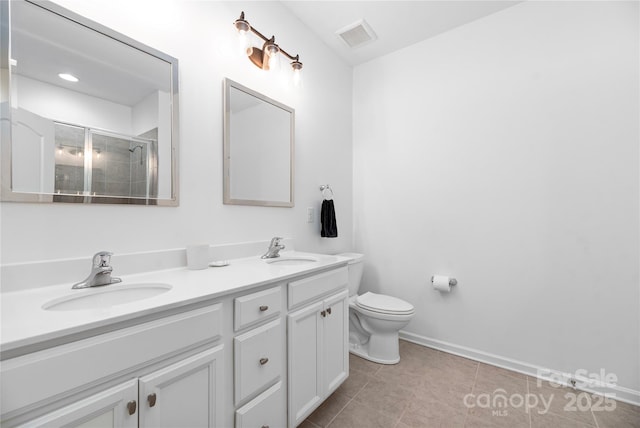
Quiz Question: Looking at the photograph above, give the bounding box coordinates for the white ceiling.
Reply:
[12,0,171,107]
[281,1,521,66]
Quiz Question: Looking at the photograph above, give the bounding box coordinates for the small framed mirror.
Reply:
[223,78,294,207]
[1,0,180,205]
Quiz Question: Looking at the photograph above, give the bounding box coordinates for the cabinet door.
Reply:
[323,290,349,395]
[138,345,224,428]
[287,300,323,427]
[17,380,137,428]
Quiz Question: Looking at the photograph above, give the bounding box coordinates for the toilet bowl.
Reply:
[337,253,415,364]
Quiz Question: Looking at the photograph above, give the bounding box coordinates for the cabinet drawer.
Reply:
[288,267,348,309]
[234,319,282,404]
[234,286,281,331]
[235,381,285,428]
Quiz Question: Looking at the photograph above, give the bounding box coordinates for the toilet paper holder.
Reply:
[431,276,457,286]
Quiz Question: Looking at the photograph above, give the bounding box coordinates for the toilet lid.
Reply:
[356,292,414,315]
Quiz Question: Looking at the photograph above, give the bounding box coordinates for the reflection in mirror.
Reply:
[0,0,179,205]
[223,78,294,207]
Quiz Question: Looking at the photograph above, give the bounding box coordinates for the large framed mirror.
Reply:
[223,78,294,207]
[0,0,179,205]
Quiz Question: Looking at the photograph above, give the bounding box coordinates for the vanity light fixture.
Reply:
[233,11,303,87]
[58,73,79,82]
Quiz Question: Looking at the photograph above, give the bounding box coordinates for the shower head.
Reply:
[129,144,143,153]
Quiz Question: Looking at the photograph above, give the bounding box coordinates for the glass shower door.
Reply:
[54,123,86,196]
[53,123,158,201]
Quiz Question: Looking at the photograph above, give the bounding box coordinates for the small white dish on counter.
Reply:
[209,260,230,267]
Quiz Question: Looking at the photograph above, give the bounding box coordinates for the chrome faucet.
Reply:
[261,237,285,259]
[72,251,122,289]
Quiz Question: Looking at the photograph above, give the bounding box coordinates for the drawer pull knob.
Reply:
[148,393,157,407]
[259,305,269,312]
[127,400,137,415]
[327,307,332,315]
[259,357,269,365]
[321,310,326,317]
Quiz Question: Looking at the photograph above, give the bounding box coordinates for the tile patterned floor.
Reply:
[301,340,640,428]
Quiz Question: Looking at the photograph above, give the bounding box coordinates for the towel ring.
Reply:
[320,184,333,200]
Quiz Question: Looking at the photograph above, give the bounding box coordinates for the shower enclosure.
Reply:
[53,122,158,202]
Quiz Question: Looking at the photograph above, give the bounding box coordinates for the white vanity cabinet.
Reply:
[232,265,350,428]
[1,255,351,428]
[1,304,225,428]
[17,346,224,428]
[287,268,349,427]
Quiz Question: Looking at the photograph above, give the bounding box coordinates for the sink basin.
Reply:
[43,283,172,311]
[265,256,318,266]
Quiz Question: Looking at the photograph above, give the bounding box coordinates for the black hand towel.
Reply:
[321,199,338,238]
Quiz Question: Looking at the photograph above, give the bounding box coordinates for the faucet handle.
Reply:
[270,237,283,246]
[93,251,113,267]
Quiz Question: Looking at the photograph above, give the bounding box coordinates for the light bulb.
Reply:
[291,60,303,88]
[292,68,302,87]
[262,40,280,72]
[234,14,253,57]
[238,29,253,56]
[268,52,280,72]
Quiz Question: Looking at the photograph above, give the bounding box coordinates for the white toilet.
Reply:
[338,253,415,364]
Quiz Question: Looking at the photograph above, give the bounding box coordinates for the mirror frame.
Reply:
[0,0,180,206]
[223,78,295,208]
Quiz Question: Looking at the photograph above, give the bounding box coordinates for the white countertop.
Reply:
[0,251,348,357]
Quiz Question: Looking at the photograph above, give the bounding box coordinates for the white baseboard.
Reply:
[399,330,640,407]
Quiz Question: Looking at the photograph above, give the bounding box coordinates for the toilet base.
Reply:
[349,338,400,365]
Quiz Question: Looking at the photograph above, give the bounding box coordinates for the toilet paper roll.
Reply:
[432,275,452,292]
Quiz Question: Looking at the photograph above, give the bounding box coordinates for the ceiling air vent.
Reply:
[336,19,377,49]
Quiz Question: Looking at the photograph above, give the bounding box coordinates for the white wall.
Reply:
[16,75,133,134]
[1,1,353,262]
[132,91,159,136]
[353,1,639,395]
[132,90,173,199]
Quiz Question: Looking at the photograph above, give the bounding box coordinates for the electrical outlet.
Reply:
[306,207,314,223]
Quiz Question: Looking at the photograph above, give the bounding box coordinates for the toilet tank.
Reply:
[337,253,365,296]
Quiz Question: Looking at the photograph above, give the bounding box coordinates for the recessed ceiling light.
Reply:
[58,73,79,82]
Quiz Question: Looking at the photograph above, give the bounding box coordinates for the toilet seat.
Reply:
[355,292,414,315]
